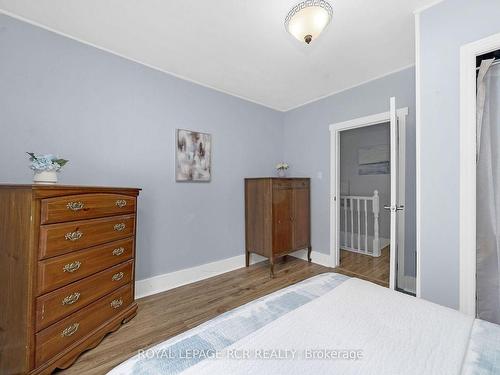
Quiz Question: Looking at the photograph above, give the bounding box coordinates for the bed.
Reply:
[109,273,500,374]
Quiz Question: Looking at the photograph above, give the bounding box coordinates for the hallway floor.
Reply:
[338,246,390,287]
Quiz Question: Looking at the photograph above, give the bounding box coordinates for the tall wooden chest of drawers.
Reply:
[0,185,140,374]
[245,178,311,277]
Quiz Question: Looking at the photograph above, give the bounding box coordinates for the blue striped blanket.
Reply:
[109,273,500,375]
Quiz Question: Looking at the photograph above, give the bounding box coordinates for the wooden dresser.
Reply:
[0,185,140,374]
[244,178,311,277]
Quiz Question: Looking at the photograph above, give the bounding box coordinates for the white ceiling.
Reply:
[0,0,440,111]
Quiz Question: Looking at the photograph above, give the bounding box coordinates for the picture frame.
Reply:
[175,129,212,182]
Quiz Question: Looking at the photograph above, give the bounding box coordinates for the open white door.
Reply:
[388,97,404,290]
[330,102,409,291]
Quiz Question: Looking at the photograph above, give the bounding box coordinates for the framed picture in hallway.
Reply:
[358,144,390,175]
[176,129,212,182]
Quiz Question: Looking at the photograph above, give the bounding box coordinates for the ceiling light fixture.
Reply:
[285,0,333,45]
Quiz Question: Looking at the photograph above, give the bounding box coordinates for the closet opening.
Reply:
[475,48,500,323]
[459,32,500,319]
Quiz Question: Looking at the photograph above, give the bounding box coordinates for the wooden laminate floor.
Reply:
[337,246,390,287]
[58,256,386,374]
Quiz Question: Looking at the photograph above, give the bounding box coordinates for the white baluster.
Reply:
[344,197,348,247]
[357,199,361,252]
[364,199,368,252]
[350,198,354,248]
[372,190,380,256]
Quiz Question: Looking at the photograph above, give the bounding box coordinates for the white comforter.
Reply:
[181,278,473,375]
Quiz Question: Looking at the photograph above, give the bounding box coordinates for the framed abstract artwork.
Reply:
[176,129,212,182]
[358,144,390,175]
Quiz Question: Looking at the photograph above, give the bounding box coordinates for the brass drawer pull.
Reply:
[64,230,83,241]
[112,272,124,281]
[112,247,125,256]
[62,292,81,306]
[63,261,81,273]
[110,298,123,309]
[61,323,79,337]
[115,199,127,208]
[114,223,126,232]
[66,201,85,211]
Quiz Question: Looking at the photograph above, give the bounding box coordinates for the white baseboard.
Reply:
[135,250,330,299]
[135,254,261,299]
[291,249,334,267]
[339,233,390,253]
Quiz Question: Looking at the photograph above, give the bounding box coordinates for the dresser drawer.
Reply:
[41,193,136,224]
[292,179,309,189]
[39,215,136,259]
[273,179,309,190]
[36,261,133,331]
[35,283,133,367]
[38,237,134,294]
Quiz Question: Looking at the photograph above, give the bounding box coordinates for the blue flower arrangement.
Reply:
[27,152,68,172]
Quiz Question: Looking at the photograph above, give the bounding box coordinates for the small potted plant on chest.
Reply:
[276,162,289,178]
[27,152,68,184]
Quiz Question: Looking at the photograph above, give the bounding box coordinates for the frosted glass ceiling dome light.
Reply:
[285,0,333,45]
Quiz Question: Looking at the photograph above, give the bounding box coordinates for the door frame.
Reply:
[329,108,409,290]
[459,32,500,316]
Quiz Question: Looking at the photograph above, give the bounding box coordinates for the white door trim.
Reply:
[389,99,398,290]
[397,111,407,290]
[459,32,500,316]
[329,108,409,289]
[414,11,422,298]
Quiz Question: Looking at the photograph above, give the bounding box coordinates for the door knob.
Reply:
[383,205,405,212]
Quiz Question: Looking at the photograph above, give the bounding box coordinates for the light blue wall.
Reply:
[283,67,417,277]
[6,0,494,308]
[419,0,500,308]
[0,13,418,284]
[0,14,284,281]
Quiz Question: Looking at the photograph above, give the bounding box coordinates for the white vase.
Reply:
[277,169,287,178]
[33,170,58,184]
